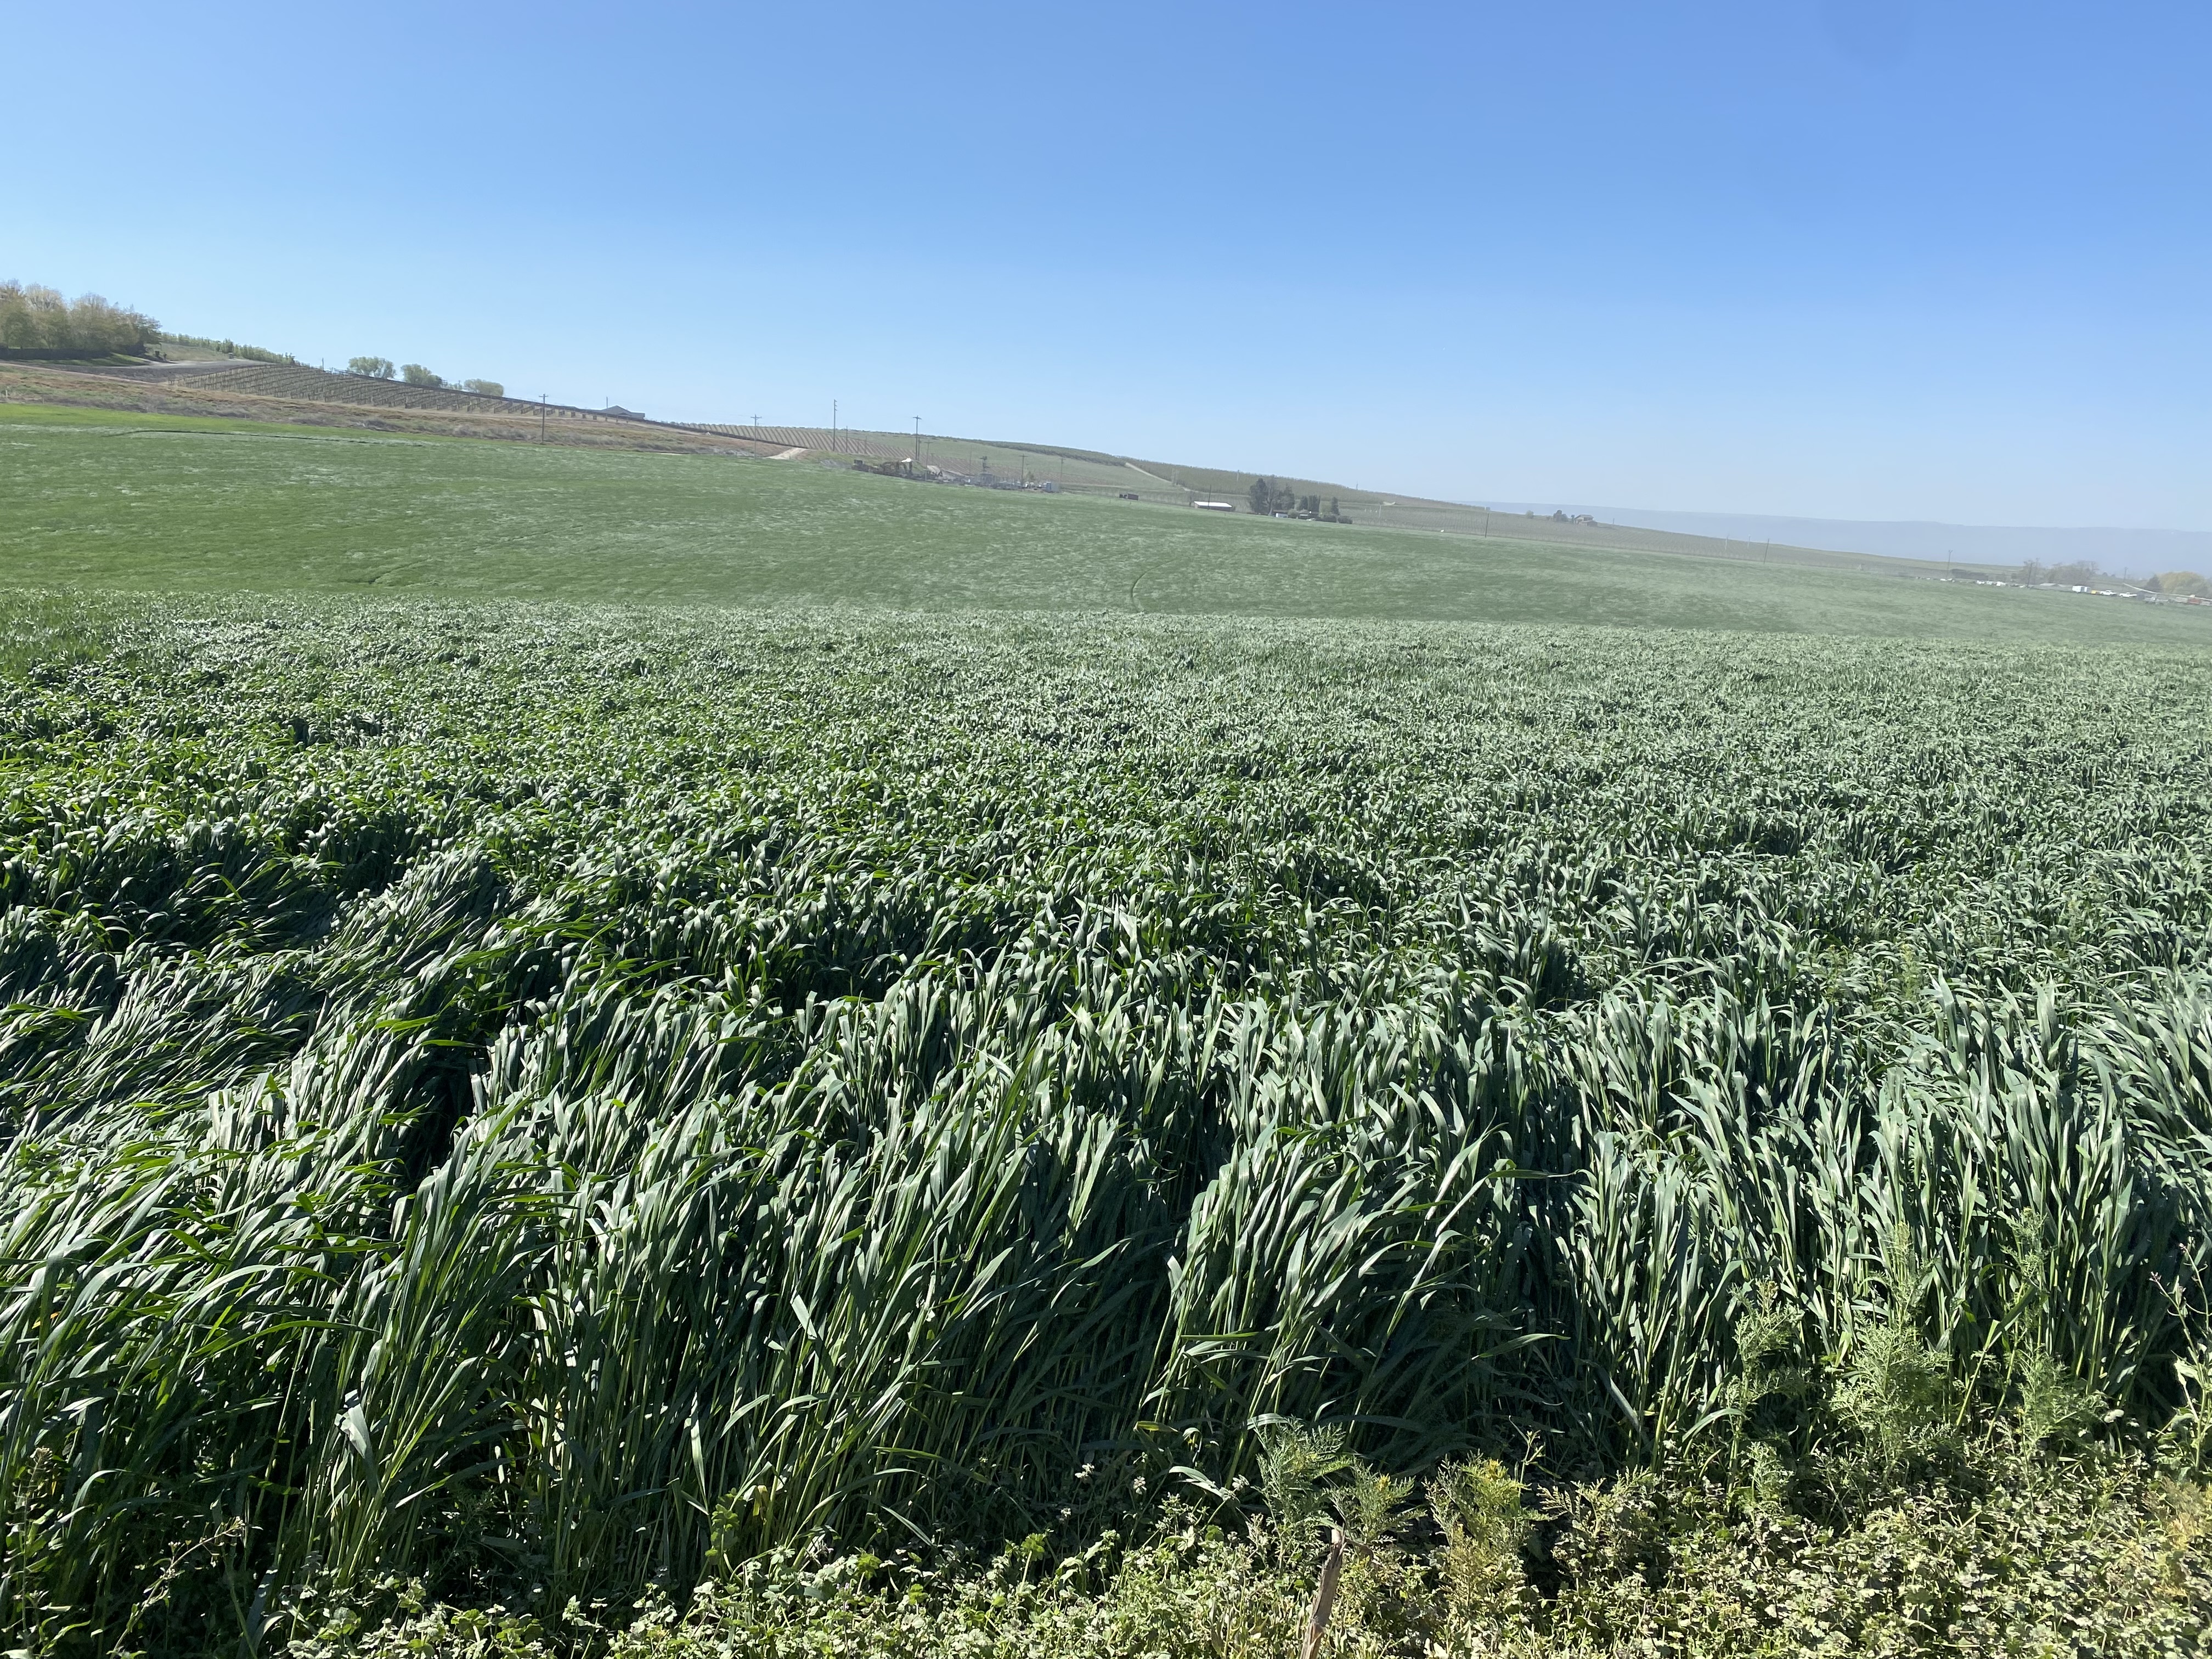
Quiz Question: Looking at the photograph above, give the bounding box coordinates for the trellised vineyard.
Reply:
[4,595,2210,1653]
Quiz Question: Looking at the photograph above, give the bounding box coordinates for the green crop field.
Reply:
[7,409,2211,645]
[3,414,2211,1656]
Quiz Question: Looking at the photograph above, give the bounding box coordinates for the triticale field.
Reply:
[4,413,2212,1656]
[7,408,2211,646]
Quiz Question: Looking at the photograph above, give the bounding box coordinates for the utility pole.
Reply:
[540,394,547,442]
[914,416,923,467]
[833,399,838,452]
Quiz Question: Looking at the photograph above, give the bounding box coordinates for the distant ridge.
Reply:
[1482,504,2211,578]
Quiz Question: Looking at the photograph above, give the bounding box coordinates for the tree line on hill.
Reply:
[0,284,158,358]
[2018,558,2209,596]
[1246,477,1350,522]
[347,356,503,397]
[158,333,296,364]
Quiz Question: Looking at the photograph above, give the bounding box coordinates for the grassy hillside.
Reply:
[0,360,773,456]
[4,407,2206,646]
[5,360,2056,578]
[702,423,2018,577]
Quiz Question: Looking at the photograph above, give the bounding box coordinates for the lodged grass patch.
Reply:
[1,590,2209,1654]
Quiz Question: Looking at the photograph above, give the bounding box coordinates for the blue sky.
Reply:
[8,2,2206,527]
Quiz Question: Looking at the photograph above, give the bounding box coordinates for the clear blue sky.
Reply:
[9,2,2207,528]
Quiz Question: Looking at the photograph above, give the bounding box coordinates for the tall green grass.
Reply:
[2,594,2209,1652]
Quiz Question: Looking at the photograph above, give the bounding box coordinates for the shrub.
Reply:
[273,1446,2212,1656]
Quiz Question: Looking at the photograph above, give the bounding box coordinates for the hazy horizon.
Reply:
[1471,505,2212,574]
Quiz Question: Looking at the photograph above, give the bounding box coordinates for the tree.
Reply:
[67,295,159,356]
[460,379,504,398]
[400,364,443,387]
[1249,476,1274,515]
[348,356,394,380]
[0,282,157,358]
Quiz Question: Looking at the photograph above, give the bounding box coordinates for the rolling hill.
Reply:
[3,356,2034,583]
[3,398,2208,647]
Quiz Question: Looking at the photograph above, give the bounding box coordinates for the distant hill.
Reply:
[10,399,2212,650]
[679,424,2023,580]
[1485,504,2210,581]
[81,359,696,433]
[0,359,766,458]
[13,345,2190,588]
